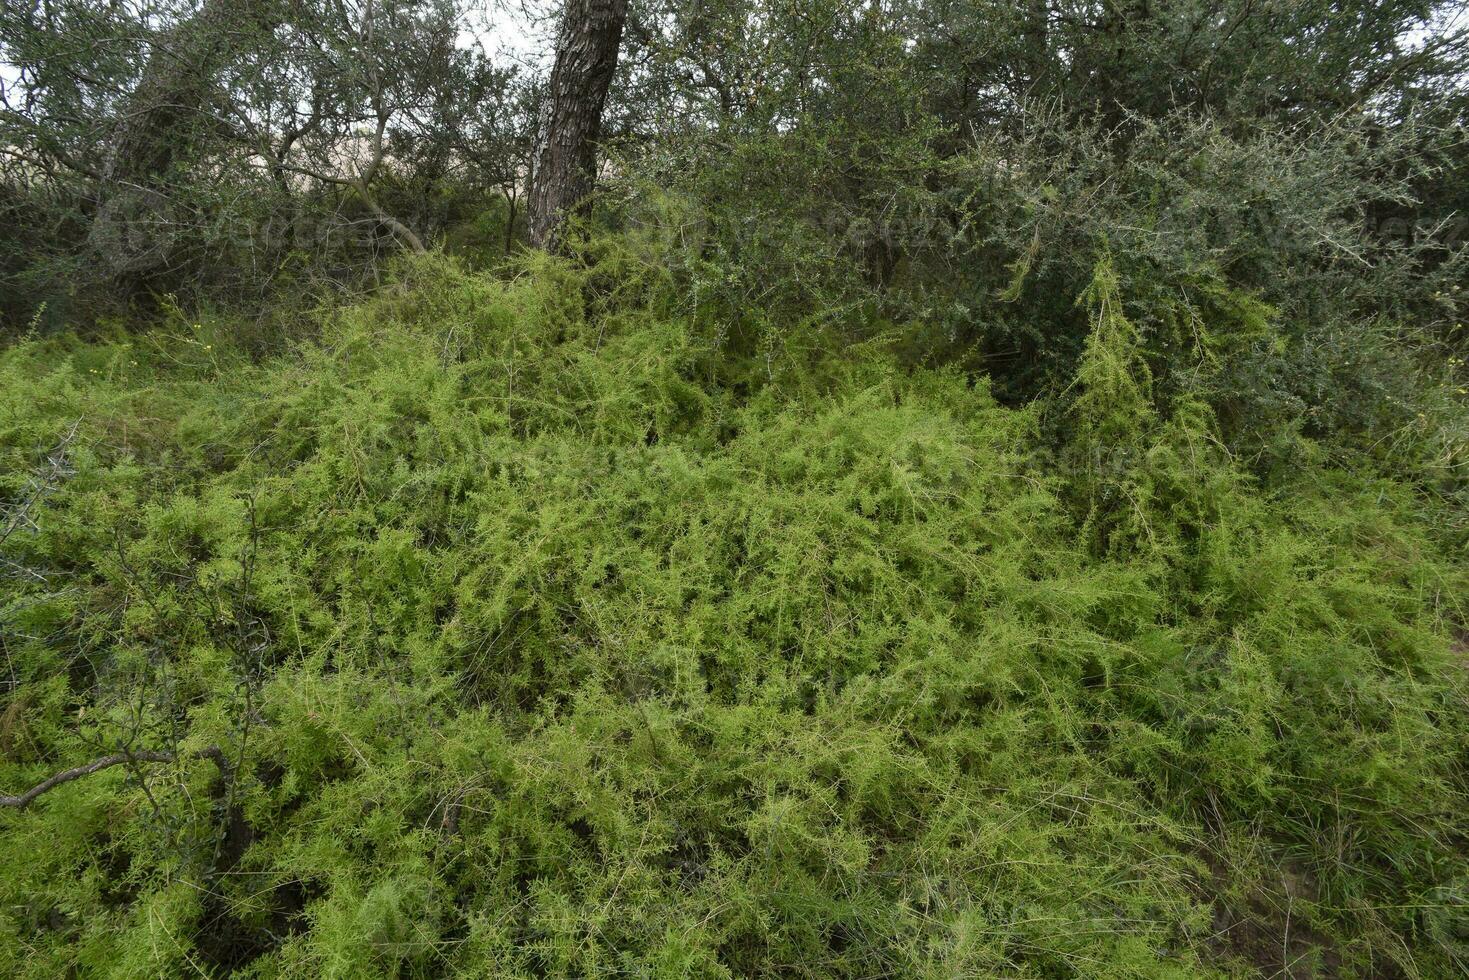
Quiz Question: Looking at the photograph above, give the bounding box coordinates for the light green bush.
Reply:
[1,254,1465,976]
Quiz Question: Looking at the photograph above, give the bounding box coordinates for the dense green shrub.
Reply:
[1,255,1465,976]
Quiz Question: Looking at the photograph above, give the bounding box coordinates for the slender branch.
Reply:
[259,155,426,254]
[1,745,229,810]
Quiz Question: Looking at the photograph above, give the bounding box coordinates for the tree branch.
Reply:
[1,745,229,810]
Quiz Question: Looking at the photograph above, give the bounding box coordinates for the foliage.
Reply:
[613,0,1469,473]
[1,255,1466,976]
[3,2,1469,974]
[0,0,531,321]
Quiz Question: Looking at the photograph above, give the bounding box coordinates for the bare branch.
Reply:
[1,745,230,810]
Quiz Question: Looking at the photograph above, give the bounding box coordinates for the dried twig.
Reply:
[0,418,82,585]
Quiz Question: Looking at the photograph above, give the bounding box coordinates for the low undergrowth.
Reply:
[1,255,1466,977]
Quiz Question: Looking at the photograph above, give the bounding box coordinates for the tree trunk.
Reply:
[526,0,628,250]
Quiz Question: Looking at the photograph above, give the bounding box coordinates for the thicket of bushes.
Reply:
[2,252,1466,976]
[5,4,1469,973]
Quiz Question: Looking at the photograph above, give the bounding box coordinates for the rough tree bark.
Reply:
[526,0,628,250]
